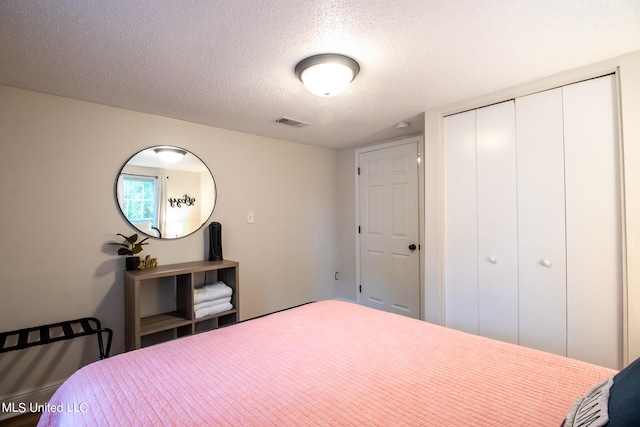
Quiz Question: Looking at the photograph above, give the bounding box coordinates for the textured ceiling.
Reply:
[1,0,639,149]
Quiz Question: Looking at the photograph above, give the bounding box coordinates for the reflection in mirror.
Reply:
[116,146,216,239]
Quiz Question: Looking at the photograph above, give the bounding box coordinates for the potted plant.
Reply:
[110,233,150,271]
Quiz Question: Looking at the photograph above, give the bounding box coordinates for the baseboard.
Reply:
[0,380,63,421]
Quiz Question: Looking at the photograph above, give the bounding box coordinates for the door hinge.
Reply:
[357,167,360,175]
[359,285,362,293]
[358,226,361,234]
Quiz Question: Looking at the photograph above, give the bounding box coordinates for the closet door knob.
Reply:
[541,259,551,268]
[488,257,497,264]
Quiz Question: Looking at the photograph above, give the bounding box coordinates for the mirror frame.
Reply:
[115,145,217,239]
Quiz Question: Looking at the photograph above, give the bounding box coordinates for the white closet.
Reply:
[443,74,622,369]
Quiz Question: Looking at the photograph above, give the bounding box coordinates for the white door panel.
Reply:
[366,185,383,235]
[444,110,479,334]
[516,88,567,356]
[476,101,519,344]
[365,251,384,303]
[564,75,622,369]
[359,141,420,318]
[391,183,409,236]
[391,253,411,311]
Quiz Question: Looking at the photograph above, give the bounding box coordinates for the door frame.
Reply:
[355,135,425,319]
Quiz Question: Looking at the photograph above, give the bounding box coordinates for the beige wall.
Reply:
[0,85,339,406]
[422,51,640,366]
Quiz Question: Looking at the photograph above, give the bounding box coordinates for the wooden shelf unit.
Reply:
[124,260,239,351]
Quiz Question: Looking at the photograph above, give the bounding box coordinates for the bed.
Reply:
[37,300,637,426]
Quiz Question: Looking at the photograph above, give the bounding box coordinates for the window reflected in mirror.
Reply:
[116,146,216,239]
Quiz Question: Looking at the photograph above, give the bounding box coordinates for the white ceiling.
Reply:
[1,0,639,150]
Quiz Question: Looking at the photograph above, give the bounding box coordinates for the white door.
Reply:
[516,88,568,356]
[358,141,420,319]
[444,110,479,334]
[444,102,519,343]
[476,101,519,344]
[564,75,622,369]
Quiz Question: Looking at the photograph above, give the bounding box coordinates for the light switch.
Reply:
[247,211,254,224]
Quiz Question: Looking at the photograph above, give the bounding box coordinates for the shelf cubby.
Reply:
[125,260,239,351]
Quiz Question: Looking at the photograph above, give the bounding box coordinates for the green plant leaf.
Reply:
[111,232,150,257]
[108,242,128,247]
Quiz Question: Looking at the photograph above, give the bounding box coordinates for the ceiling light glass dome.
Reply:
[295,54,360,97]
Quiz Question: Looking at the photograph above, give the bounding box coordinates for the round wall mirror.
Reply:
[115,146,216,239]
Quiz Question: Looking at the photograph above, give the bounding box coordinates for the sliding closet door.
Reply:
[564,75,622,369]
[516,88,567,356]
[444,110,479,335]
[476,101,518,344]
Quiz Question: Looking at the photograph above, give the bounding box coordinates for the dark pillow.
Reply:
[607,357,640,426]
[562,357,640,427]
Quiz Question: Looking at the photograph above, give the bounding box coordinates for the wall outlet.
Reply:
[247,211,254,224]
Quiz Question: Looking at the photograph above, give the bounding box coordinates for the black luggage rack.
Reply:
[0,317,112,359]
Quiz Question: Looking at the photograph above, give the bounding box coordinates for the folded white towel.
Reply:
[194,281,232,304]
[194,296,231,312]
[195,302,233,319]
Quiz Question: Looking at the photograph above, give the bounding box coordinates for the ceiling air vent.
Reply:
[275,116,311,127]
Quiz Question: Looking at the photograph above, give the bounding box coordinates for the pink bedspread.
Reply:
[38,300,615,426]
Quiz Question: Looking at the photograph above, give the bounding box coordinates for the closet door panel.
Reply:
[444,110,479,334]
[564,75,622,369]
[516,88,567,356]
[476,101,519,344]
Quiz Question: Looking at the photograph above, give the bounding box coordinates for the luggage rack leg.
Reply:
[96,325,113,359]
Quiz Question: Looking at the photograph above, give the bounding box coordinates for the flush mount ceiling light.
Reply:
[154,147,186,163]
[295,54,360,97]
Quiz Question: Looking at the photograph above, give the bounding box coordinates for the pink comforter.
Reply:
[38,300,615,426]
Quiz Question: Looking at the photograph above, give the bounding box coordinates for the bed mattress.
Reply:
[38,300,615,426]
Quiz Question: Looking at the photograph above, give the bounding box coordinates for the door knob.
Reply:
[409,244,417,251]
[541,259,551,268]
[488,257,497,264]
